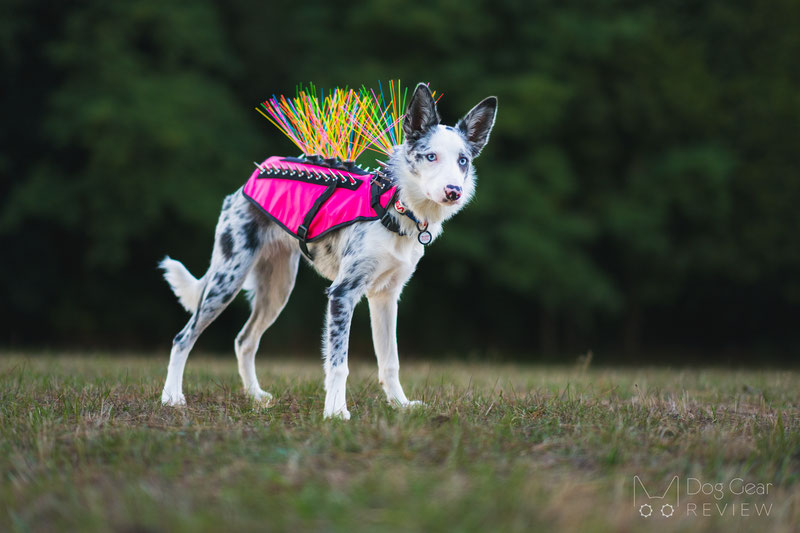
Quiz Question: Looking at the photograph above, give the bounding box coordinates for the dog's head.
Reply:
[394,84,497,217]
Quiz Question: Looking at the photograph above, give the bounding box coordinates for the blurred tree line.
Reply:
[2,0,799,361]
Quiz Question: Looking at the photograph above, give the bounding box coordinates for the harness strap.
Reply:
[379,191,403,235]
[370,176,404,236]
[369,172,429,244]
[297,179,338,260]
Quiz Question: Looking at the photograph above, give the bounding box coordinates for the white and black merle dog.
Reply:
[159,84,497,419]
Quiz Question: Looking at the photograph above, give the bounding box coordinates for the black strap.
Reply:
[370,175,405,236]
[373,188,428,243]
[297,179,338,260]
[379,191,404,235]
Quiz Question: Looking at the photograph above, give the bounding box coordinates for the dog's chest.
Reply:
[309,223,423,293]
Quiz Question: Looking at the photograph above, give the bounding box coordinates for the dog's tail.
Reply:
[159,256,204,313]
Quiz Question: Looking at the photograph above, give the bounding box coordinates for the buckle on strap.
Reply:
[297,224,309,241]
[296,224,312,260]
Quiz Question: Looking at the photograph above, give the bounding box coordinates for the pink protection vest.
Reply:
[242,156,397,256]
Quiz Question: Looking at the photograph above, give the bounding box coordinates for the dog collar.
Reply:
[393,199,432,245]
[371,170,432,246]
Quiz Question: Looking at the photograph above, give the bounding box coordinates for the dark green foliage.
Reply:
[2,0,799,357]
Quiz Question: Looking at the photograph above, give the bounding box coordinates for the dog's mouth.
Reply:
[425,192,462,207]
[437,196,462,207]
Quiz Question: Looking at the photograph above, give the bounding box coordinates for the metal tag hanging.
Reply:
[416,220,431,245]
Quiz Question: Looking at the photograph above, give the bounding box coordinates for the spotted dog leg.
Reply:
[161,200,266,406]
[234,246,300,404]
[322,260,374,420]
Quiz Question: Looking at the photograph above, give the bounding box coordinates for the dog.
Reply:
[159,83,497,419]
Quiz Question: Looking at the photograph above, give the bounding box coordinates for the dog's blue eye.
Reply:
[426,153,437,162]
[458,157,469,166]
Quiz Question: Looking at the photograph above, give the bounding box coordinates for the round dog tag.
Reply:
[418,230,432,245]
[394,200,407,214]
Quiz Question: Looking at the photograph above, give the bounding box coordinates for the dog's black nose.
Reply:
[444,185,462,201]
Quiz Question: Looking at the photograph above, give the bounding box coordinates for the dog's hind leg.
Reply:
[234,245,300,403]
[368,290,421,408]
[161,197,267,406]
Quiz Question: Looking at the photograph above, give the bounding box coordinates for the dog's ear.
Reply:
[456,96,498,158]
[403,83,440,142]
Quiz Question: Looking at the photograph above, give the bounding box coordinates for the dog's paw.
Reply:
[323,407,351,421]
[249,389,274,406]
[161,391,186,407]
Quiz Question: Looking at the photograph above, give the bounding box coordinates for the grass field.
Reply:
[1,354,798,532]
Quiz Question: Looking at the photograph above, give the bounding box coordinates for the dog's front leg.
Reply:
[322,281,363,420]
[368,291,421,408]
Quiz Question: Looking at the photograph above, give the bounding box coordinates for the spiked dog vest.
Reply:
[243,156,404,259]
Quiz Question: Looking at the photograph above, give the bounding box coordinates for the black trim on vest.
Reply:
[256,158,363,191]
[369,172,404,236]
[283,155,370,176]
[296,179,338,260]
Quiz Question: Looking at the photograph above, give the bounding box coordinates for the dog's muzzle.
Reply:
[444,185,462,202]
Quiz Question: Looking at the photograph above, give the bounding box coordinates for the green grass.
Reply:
[1,354,798,532]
